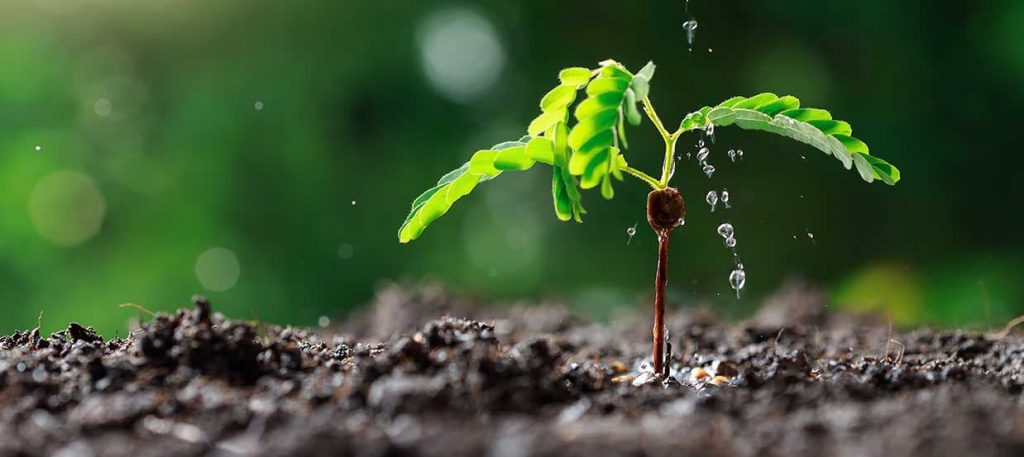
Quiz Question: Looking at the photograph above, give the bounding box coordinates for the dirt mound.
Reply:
[1,285,1023,456]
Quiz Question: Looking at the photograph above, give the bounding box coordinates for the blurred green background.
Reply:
[2,0,1022,335]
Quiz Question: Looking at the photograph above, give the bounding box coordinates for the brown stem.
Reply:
[652,228,671,375]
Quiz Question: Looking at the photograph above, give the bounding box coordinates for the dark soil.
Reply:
[2,283,1024,457]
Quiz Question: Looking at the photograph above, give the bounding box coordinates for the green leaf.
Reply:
[624,89,643,125]
[682,94,900,185]
[525,137,555,164]
[399,139,533,243]
[635,61,656,82]
[733,92,778,110]
[559,67,592,87]
[528,110,565,137]
[493,146,535,171]
[566,61,637,198]
[540,85,577,111]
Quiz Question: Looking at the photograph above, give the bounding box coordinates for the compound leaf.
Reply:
[681,94,900,185]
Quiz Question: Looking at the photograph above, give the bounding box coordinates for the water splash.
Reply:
[702,163,715,178]
[706,190,718,212]
[721,188,731,209]
[729,266,746,298]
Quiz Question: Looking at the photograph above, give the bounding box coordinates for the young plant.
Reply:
[398,60,900,378]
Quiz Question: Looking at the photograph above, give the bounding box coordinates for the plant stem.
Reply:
[641,97,684,188]
[642,97,672,141]
[622,166,661,189]
[652,227,671,375]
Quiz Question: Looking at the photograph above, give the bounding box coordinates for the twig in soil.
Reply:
[882,319,893,360]
[771,328,786,355]
[118,302,156,316]
[987,315,1024,340]
[886,339,905,364]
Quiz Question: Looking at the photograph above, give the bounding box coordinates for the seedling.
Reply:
[398,60,900,378]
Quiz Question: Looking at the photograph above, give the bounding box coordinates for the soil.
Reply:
[2,283,1023,457]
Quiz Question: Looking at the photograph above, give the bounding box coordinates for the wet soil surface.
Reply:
[2,283,1024,457]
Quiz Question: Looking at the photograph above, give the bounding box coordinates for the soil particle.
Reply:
[1,283,1024,456]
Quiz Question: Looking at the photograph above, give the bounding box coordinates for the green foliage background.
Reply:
[1,0,1022,335]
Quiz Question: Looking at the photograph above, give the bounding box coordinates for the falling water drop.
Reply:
[351,200,357,206]
[725,236,737,248]
[34,145,42,152]
[682,19,698,48]
[254,100,264,111]
[706,190,718,212]
[727,149,736,162]
[678,217,686,226]
[703,163,715,178]
[721,189,731,209]
[626,223,637,245]
[736,149,744,161]
[729,268,746,298]
[706,123,715,142]
[696,147,709,163]
[716,223,734,239]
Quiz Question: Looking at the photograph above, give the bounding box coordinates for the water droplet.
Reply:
[736,149,745,161]
[254,100,264,111]
[721,188,731,209]
[678,217,686,226]
[729,268,746,298]
[725,236,737,248]
[34,145,42,152]
[696,147,709,163]
[703,163,715,178]
[697,139,705,148]
[351,200,357,206]
[318,316,331,328]
[706,123,715,137]
[626,223,637,245]
[727,149,736,162]
[716,223,734,239]
[706,190,718,212]
[682,20,698,46]
[708,48,713,53]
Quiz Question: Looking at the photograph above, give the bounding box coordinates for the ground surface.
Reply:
[1,283,1023,457]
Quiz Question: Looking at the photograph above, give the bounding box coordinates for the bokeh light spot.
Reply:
[93,98,112,116]
[195,247,241,292]
[417,6,505,103]
[29,170,106,247]
[337,243,354,260]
